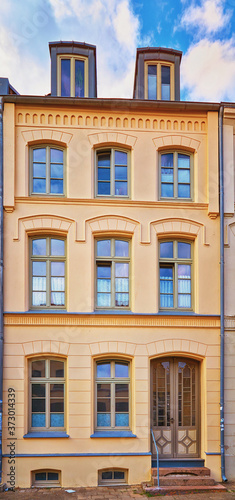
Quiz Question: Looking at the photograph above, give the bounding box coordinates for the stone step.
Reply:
[152,466,211,477]
[143,484,227,495]
[153,475,216,486]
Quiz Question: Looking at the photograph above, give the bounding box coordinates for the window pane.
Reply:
[51,149,63,163]
[161,66,170,100]
[32,384,45,397]
[178,169,190,184]
[50,360,64,378]
[97,240,111,257]
[51,262,65,276]
[33,148,46,162]
[51,164,63,178]
[51,239,65,256]
[32,261,46,276]
[161,168,173,183]
[35,472,46,481]
[115,401,129,412]
[97,293,111,307]
[97,279,111,293]
[32,414,46,427]
[98,167,110,181]
[48,472,59,481]
[97,384,111,397]
[98,182,110,195]
[178,184,190,198]
[178,154,190,168]
[115,384,129,398]
[115,263,129,278]
[75,59,84,97]
[148,65,157,100]
[178,242,191,259]
[102,471,112,480]
[50,414,64,427]
[115,166,127,180]
[161,153,173,167]
[115,362,128,378]
[160,267,173,308]
[32,399,45,412]
[50,399,64,413]
[115,181,127,196]
[161,183,174,197]
[32,239,46,256]
[97,399,111,412]
[115,413,129,427]
[33,163,46,178]
[115,278,129,292]
[61,59,70,97]
[32,277,46,291]
[50,179,64,194]
[114,471,125,480]
[115,240,129,257]
[51,292,65,306]
[32,360,45,378]
[33,179,46,193]
[115,151,127,165]
[97,413,111,426]
[32,292,47,306]
[115,293,129,307]
[97,363,111,378]
[160,242,173,258]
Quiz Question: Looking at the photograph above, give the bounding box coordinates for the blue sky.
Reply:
[1,0,235,101]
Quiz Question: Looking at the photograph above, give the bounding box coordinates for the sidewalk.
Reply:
[0,483,234,499]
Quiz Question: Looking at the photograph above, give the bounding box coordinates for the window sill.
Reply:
[90,431,136,438]
[23,432,69,438]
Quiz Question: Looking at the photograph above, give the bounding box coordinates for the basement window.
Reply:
[98,469,127,485]
[32,470,60,487]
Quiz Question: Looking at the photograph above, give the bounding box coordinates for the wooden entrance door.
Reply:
[151,357,200,458]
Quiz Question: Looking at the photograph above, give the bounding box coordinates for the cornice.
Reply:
[4,312,220,328]
[14,197,208,211]
[225,317,235,330]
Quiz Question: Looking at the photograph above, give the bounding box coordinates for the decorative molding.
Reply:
[87,215,139,236]
[208,212,218,220]
[151,217,209,246]
[4,206,14,213]
[13,214,78,242]
[4,313,220,329]
[153,134,201,151]
[21,129,73,144]
[22,340,70,356]
[88,132,137,148]
[16,111,207,133]
[225,317,235,330]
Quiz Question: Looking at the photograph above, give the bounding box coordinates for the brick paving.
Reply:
[0,483,234,499]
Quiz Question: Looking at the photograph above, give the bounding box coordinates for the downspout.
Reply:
[0,97,3,483]
[219,105,227,482]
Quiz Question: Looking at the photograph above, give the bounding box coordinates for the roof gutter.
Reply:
[0,97,4,483]
[219,104,227,482]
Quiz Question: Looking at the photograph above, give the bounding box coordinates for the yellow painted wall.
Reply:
[2,102,222,487]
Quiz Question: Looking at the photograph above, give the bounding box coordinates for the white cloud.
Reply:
[181,38,235,101]
[179,0,231,35]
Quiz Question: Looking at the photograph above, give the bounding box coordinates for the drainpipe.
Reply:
[0,97,3,483]
[219,105,227,482]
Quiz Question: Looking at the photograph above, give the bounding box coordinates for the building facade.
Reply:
[0,42,224,488]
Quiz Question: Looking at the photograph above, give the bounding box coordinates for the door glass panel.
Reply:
[178,361,196,427]
[153,361,170,427]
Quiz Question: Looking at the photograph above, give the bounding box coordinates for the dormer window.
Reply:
[58,55,88,97]
[145,62,173,101]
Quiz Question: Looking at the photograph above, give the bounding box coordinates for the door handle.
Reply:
[170,418,174,424]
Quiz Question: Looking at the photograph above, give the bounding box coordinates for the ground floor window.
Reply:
[32,470,60,487]
[98,469,127,485]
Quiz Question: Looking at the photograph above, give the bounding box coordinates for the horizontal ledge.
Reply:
[23,432,69,439]
[3,452,151,458]
[205,452,221,455]
[90,431,137,438]
[4,311,220,317]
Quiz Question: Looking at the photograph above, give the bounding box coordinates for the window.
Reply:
[58,55,88,97]
[159,240,192,309]
[29,358,65,431]
[160,151,192,199]
[30,146,64,195]
[96,238,130,309]
[32,470,60,487]
[96,148,129,197]
[145,62,174,100]
[30,236,66,308]
[98,469,127,486]
[96,360,130,429]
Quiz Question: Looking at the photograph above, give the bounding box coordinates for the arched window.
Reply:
[32,469,60,487]
[29,358,65,431]
[159,240,193,310]
[95,238,130,309]
[96,148,130,198]
[30,145,65,195]
[95,360,130,430]
[159,150,193,200]
[30,236,66,308]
